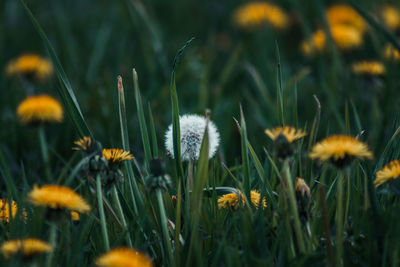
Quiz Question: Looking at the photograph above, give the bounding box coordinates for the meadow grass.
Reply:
[2,0,400,266]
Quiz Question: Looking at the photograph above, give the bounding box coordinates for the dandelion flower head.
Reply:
[232,2,289,30]
[265,126,306,143]
[381,5,400,31]
[28,185,90,213]
[0,238,53,258]
[301,25,363,55]
[218,190,267,210]
[6,54,53,81]
[351,61,385,76]
[102,148,134,163]
[17,95,63,125]
[165,114,220,161]
[374,160,400,187]
[73,136,93,151]
[95,247,153,267]
[326,4,366,33]
[309,135,373,168]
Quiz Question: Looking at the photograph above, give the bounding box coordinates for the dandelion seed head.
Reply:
[165,114,220,161]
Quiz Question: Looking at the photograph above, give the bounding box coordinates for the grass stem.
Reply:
[96,174,110,251]
[38,126,52,181]
[46,223,57,267]
[282,159,306,254]
[112,186,133,247]
[156,189,175,267]
[336,171,345,267]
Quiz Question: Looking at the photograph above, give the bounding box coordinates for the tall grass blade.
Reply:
[20,0,91,138]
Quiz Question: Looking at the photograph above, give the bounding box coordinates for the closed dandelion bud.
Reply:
[295,178,312,223]
[295,178,311,199]
[146,159,172,192]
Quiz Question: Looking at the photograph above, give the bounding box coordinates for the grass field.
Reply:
[2,0,400,266]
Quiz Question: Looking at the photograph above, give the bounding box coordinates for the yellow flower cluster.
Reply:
[301,4,366,55]
[381,5,400,31]
[0,199,18,223]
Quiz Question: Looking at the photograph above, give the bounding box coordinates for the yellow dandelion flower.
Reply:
[374,160,400,187]
[95,247,153,267]
[73,136,92,151]
[265,126,306,143]
[301,25,363,56]
[351,61,385,76]
[381,5,400,31]
[218,190,267,210]
[0,199,18,223]
[6,54,53,81]
[102,148,134,163]
[17,95,63,125]
[295,178,310,198]
[326,4,366,33]
[232,2,289,30]
[383,43,400,62]
[0,238,53,258]
[28,185,90,213]
[309,135,373,168]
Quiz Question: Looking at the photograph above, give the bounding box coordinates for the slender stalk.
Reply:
[112,186,133,247]
[96,174,110,251]
[156,190,175,267]
[187,159,194,191]
[46,223,57,267]
[336,171,345,267]
[282,159,306,253]
[344,170,351,224]
[38,126,52,181]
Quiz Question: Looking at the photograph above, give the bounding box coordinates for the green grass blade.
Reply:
[148,103,159,158]
[20,0,91,138]
[240,106,251,198]
[117,76,142,213]
[133,69,152,165]
[170,38,194,179]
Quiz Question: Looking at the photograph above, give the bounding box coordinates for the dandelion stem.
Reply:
[282,159,306,253]
[96,174,110,251]
[46,223,57,267]
[344,169,351,225]
[112,186,133,247]
[38,126,52,181]
[156,189,175,267]
[336,171,345,267]
[187,159,194,191]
